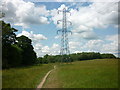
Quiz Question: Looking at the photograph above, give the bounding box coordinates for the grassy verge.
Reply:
[2,64,54,88]
[43,59,118,88]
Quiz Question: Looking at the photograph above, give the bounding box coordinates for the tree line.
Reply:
[1,21,117,69]
[37,52,117,64]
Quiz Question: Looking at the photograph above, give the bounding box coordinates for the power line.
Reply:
[57,8,72,63]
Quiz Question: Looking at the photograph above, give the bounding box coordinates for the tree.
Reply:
[2,21,19,68]
[7,45,23,67]
[101,54,116,59]
[70,54,78,61]
[2,21,37,68]
[17,35,37,65]
[2,21,17,45]
[42,54,49,64]
[37,57,43,64]
[47,55,55,63]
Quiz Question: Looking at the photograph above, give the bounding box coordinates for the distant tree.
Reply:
[78,52,88,60]
[101,54,116,59]
[55,55,61,62]
[37,57,43,64]
[47,55,56,63]
[75,52,101,61]
[36,52,116,65]
[70,54,78,61]
[17,35,37,65]
[42,54,49,64]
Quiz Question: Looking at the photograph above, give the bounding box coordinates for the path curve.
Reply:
[36,65,56,89]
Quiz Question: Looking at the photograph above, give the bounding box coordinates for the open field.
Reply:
[2,59,118,88]
[2,64,54,88]
[43,59,118,88]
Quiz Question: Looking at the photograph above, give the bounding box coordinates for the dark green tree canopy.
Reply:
[16,35,37,65]
[2,21,37,68]
[17,35,32,45]
[2,21,17,45]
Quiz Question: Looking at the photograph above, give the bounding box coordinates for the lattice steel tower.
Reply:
[57,8,72,63]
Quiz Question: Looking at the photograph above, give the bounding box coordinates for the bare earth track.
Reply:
[36,65,56,89]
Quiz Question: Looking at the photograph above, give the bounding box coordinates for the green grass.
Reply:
[2,64,54,88]
[43,59,118,88]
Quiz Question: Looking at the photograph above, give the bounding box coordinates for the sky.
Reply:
[1,0,120,57]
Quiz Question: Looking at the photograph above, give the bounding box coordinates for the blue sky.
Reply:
[1,0,119,57]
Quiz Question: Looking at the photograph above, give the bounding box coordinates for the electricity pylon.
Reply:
[57,8,72,63]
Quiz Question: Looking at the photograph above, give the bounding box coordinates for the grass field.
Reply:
[43,59,118,88]
[2,59,118,88]
[2,64,54,88]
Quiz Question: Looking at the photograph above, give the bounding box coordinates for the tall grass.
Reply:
[2,64,53,88]
[43,59,118,88]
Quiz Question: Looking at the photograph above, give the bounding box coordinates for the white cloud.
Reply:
[2,0,49,28]
[73,51,81,54]
[58,4,68,10]
[77,34,118,57]
[65,34,118,57]
[35,43,60,57]
[101,34,118,53]
[50,2,118,57]
[54,35,60,39]
[70,2,118,29]
[50,4,71,28]
[50,2,118,41]
[17,30,49,57]
[50,43,60,55]
[72,25,92,33]
[82,39,104,52]
[17,30,61,57]
[34,43,42,50]
[106,34,118,42]
[17,30,47,43]
[69,41,80,49]
[42,46,50,53]
[33,43,42,56]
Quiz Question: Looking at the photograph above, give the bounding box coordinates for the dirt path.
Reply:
[36,65,56,89]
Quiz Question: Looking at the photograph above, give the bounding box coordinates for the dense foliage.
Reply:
[2,21,37,68]
[37,52,116,64]
[17,36,37,65]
